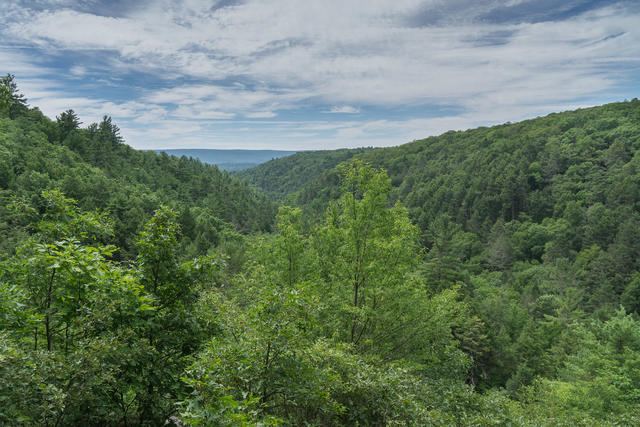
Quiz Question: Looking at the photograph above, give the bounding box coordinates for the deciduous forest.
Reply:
[2,74,640,425]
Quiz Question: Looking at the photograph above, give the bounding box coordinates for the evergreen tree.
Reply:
[0,73,28,118]
[56,109,81,142]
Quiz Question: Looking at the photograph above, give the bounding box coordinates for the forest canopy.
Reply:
[2,76,640,425]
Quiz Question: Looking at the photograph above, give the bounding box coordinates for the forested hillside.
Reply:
[236,147,372,200]
[244,101,640,231]
[3,74,640,425]
[0,75,274,261]
[239,99,640,421]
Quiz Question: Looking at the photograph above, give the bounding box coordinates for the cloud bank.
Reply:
[1,0,638,149]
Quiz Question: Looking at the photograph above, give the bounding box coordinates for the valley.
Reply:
[2,75,640,424]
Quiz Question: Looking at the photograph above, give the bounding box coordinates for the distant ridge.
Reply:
[236,147,373,200]
[155,149,298,171]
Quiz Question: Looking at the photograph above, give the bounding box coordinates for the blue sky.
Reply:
[1,0,639,150]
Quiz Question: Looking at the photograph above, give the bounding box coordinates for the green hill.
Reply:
[243,100,640,244]
[0,107,275,260]
[236,147,373,200]
[240,98,640,387]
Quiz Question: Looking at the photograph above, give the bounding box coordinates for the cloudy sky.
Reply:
[1,0,639,150]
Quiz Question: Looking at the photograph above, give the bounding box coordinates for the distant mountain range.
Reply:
[155,149,298,171]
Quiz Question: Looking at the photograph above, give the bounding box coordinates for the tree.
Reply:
[310,160,478,372]
[87,115,124,166]
[134,206,207,423]
[97,115,123,147]
[275,206,307,287]
[0,81,10,115]
[0,74,28,118]
[0,191,152,425]
[422,213,480,292]
[57,109,81,142]
[314,160,420,350]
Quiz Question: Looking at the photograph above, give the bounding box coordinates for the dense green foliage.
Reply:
[239,98,640,423]
[180,161,504,425]
[0,87,274,260]
[2,76,640,425]
[236,147,372,201]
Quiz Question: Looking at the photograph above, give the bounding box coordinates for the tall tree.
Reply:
[0,74,28,118]
[56,109,81,142]
[134,206,205,423]
[315,160,418,348]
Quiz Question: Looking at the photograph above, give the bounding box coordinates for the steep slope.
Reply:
[360,101,640,236]
[0,108,276,259]
[237,100,640,390]
[236,147,372,200]
[275,101,640,236]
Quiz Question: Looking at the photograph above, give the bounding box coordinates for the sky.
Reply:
[1,0,639,150]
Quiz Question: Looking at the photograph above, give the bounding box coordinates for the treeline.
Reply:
[0,75,274,261]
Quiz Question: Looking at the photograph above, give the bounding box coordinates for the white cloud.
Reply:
[173,105,236,120]
[246,111,277,118]
[326,106,360,114]
[143,83,310,120]
[0,49,50,78]
[69,65,86,77]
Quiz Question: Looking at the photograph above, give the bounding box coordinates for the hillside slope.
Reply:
[236,147,372,200]
[242,101,640,243]
[239,99,640,386]
[358,101,640,237]
[0,108,275,259]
